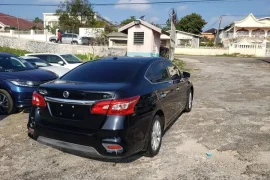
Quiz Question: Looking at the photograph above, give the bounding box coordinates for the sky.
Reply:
[0,0,269,30]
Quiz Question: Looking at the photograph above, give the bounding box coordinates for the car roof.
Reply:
[25,53,71,56]
[98,57,163,64]
[0,52,17,57]
[20,56,41,59]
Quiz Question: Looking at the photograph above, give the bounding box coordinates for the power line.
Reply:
[204,18,220,30]
[0,0,266,6]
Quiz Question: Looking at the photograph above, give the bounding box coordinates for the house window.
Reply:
[134,32,144,44]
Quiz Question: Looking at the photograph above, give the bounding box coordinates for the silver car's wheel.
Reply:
[151,120,162,151]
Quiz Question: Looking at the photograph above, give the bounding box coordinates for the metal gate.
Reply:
[266,42,270,57]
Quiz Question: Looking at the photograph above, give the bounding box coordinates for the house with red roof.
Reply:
[0,12,43,31]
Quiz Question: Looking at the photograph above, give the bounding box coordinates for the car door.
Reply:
[65,34,73,44]
[61,34,68,44]
[164,60,188,112]
[145,61,177,124]
[48,55,65,67]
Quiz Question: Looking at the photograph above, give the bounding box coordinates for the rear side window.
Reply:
[48,55,64,64]
[32,55,48,62]
[146,61,170,83]
[61,61,140,83]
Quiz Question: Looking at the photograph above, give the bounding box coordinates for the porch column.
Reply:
[233,26,236,38]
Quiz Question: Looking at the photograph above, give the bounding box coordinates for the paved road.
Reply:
[0,56,270,180]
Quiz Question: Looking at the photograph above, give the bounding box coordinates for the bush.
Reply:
[75,53,101,61]
[0,46,31,56]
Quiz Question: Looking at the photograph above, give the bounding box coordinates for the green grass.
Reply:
[0,46,31,56]
[75,53,101,62]
[173,58,190,72]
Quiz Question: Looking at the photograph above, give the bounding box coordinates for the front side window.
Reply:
[146,61,170,83]
[0,55,35,72]
[163,61,181,80]
[134,32,144,45]
[60,54,81,64]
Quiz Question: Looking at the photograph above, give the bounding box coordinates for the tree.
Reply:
[176,13,207,34]
[56,0,95,33]
[120,16,136,26]
[33,17,43,24]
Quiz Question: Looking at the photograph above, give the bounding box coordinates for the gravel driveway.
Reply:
[0,56,270,180]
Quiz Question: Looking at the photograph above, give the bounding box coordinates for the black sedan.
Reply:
[28,57,194,159]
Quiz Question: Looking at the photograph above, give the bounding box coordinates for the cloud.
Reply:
[149,16,160,22]
[177,5,187,11]
[115,0,151,11]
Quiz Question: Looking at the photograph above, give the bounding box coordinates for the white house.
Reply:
[43,13,115,29]
[107,32,127,48]
[161,30,202,48]
[220,13,270,47]
[118,19,162,57]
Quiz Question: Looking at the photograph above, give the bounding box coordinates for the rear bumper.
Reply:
[37,136,120,159]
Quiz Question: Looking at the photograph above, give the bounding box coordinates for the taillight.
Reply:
[32,91,46,107]
[91,96,140,115]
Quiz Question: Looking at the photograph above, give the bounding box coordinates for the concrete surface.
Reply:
[0,56,270,180]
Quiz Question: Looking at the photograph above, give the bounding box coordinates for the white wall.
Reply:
[0,30,54,42]
[175,47,228,56]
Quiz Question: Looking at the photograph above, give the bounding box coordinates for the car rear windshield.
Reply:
[61,61,140,83]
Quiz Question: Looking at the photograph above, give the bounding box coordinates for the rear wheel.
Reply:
[145,116,163,157]
[50,39,56,43]
[71,41,78,45]
[0,89,14,115]
[184,90,193,112]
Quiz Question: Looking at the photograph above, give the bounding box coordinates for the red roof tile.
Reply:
[0,12,43,30]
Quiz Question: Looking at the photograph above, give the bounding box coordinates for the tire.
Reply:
[71,41,78,45]
[50,39,56,43]
[184,89,193,112]
[0,89,15,115]
[145,115,163,157]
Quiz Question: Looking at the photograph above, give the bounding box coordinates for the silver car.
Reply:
[20,56,70,77]
[49,33,88,45]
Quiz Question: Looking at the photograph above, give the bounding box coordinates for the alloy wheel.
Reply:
[0,93,9,114]
[151,120,161,151]
[188,92,192,109]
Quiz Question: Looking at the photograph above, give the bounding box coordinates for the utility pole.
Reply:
[214,16,222,46]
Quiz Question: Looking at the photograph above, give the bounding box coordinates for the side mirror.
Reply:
[31,62,38,68]
[58,61,64,66]
[183,72,190,78]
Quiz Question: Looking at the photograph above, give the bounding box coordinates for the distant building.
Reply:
[201,28,217,40]
[118,19,161,57]
[107,32,127,48]
[0,12,43,31]
[220,13,270,47]
[161,30,202,48]
[43,13,115,29]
